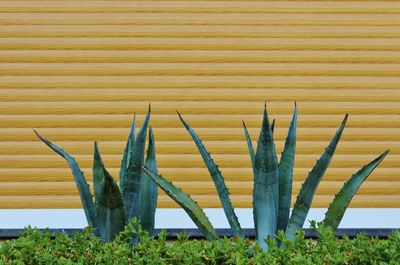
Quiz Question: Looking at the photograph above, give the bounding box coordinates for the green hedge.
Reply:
[0,222,399,265]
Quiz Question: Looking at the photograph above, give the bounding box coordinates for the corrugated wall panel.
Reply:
[0,0,399,209]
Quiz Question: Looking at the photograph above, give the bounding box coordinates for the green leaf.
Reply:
[143,166,219,241]
[93,142,105,202]
[271,118,276,134]
[94,142,126,243]
[323,150,389,230]
[139,127,158,235]
[119,115,136,190]
[34,130,97,228]
[122,106,151,221]
[243,120,255,172]
[253,104,279,251]
[277,104,297,233]
[178,112,243,237]
[285,114,348,240]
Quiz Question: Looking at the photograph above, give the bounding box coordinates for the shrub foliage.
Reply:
[1,221,399,265]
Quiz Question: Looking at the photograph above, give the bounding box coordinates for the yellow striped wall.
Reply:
[0,0,399,209]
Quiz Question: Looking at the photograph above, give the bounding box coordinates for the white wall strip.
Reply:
[0,208,399,229]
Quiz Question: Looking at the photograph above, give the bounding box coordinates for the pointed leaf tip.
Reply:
[177,112,192,131]
[148,103,151,113]
[323,149,389,229]
[242,120,246,128]
[343,113,349,124]
[294,101,297,107]
[271,119,276,132]
[35,129,97,228]
[179,116,243,237]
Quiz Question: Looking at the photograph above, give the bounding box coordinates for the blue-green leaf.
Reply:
[178,112,243,237]
[143,166,219,241]
[271,118,276,134]
[277,104,297,233]
[119,115,136,190]
[323,150,389,230]
[122,106,151,221]
[253,104,279,251]
[285,114,348,240]
[34,130,97,228]
[139,127,158,235]
[243,120,255,172]
[94,142,126,243]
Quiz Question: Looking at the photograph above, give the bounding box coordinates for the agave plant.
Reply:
[35,106,158,243]
[143,104,389,251]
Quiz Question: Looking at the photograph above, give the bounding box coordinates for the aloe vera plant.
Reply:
[35,106,158,243]
[143,104,388,251]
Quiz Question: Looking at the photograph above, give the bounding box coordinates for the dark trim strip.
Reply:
[0,228,397,240]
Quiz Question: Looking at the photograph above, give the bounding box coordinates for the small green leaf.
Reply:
[122,106,151,221]
[178,112,243,238]
[143,166,219,241]
[119,115,136,190]
[139,127,158,235]
[34,130,97,228]
[94,142,126,243]
[285,114,348,240]
[277,104,297,233]
[253,104,279,251]
[323,150,389,230]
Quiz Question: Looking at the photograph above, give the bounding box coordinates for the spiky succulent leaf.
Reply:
[139,127,158,235]
[243,118,275,177]
[122,106,151,221]
[34,130,97,228]
[119,115,136,190]
[271,118,276,134]
[277,104,297,233]
[143,166,219,241]
[323,150,389,230]
[94,142,126,243]
[93,142,105,202]
[243,121,255,171]
[253,105,279,251]
[285,114,348,240]
[178,112,243,237]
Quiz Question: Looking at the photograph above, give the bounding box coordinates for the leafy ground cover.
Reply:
[0,221,399,265]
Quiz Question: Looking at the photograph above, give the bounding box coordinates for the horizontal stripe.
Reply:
[0,140,397,155]
[1,63,400,76]
[2,50,400,63]
[0,1,400,14]
[1,13,400,26]
[0,114,397,128]
[1,101,399,115]
[2,25,400,38]
[1,89,400,101]
[2,76,400,89]
[0,195,398,208]
[0,154,396,168]
[2,128,399,141]
[2,38,400,50]
[1,208,399,229]
[0,167,397,182]
[0,181,398,196]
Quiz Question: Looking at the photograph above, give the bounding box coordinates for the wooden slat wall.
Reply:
[0,0,399,209]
